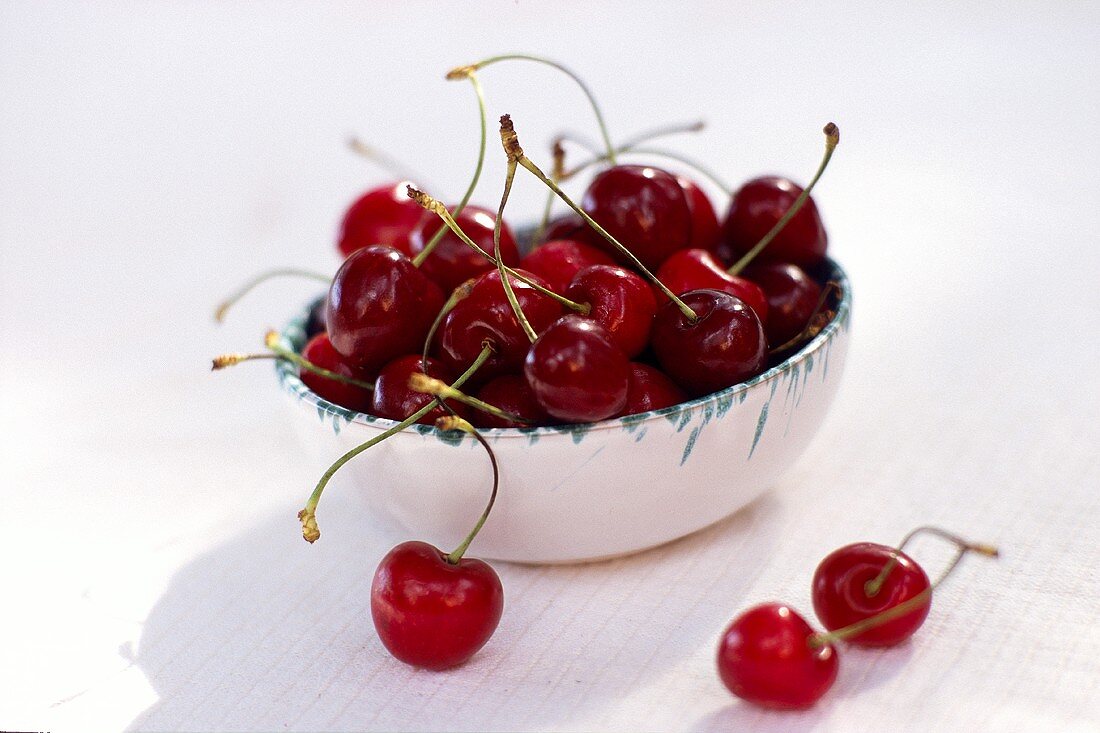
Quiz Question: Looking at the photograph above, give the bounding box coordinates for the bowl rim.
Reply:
[275,257,851,440]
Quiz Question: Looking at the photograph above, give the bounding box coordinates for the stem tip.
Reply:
[298,508,320,543]
[824,122,840,146]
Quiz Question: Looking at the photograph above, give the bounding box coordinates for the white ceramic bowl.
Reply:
[277,259,851,564]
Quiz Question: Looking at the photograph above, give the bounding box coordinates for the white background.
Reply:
[2,2,1099,731]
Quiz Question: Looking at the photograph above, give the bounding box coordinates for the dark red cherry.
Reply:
[650,290,767,397]
[720,176,827,268]
[473,374,550,429]
[326,245,445,372]
[524,315,629,423]
[623,363,687,416]
[742,262,822,347]
[337,181,425,258]
[299,333,375,412]
[541,213,587,243]
[437,269,562,384]
[371,354,463,425]
[408,205,519,293]
[812,542,932,647]
[717,603,838,710]
[678,176,721,254]
[371,540,503,670]
[520,239,615,294]
[565,265,656,358]
[655,249,769,323]
[581,164,692,271]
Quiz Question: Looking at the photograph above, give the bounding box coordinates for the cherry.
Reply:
[371,540,504,670]
[540,213,588,243]
[326,245,445,372]
[655,249,769,323]
[298,333,375,413]
[650,289,767,397]
[520,239,615,294]
[742,262,822,347]
[473,374,550,429]
[371,354,465,425]
[408,205,519,293]
[524,315,629,423]
[580,164,692,271]
[437,269,562,383]
[623,363,687,416]
[716,603,838,710]
[720,177,827,268]
[678,175,721,254]
[337,181,426,258]
[565,265,656,358]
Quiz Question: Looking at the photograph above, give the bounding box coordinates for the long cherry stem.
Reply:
[298,345,492,543]
[531,139,566,245]
[210,332,377,392]
[434,416,499,563]
[409,373,533,425]
[214,268,329,323]
[500,114,698,322]
[421,278,476,375]
[727,123,840,276]
[493,158,537,342]
[865,526,1000,598]
[412,72,488,267]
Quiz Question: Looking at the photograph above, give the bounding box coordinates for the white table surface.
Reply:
[3,2,1099,731]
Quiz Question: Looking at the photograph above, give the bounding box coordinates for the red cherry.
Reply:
[717,603,839,710]
[720,176,827,268]
[408,205,519,293]
[581,164,692,270]
[337,181,425,258]
[371,354,464,425]
[565,265,656,358]
[437,269,562,384]
[473,374,550,429]
[540,213,588,243]
[650,290,767,397]
[371,540,503,670]
[326,245,445,372]
[524,315,629,423]
[520,239,616,294]
[678,176,721,253]
[623,363,687,416]
[299,333,375,412]
[655,249,769,323]
[812,542,932,647]
[742,262,822,347]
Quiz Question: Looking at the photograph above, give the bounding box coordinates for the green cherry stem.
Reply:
[450,53,616,164]
[298,344,493,543]
[432,416,500,563]
[412,71,489,267]
[210,332,377,392]
[347,136,429,188]
[500,114,698,322]
[531,139,566,245]
[421,278,477,373]
[493,157,537,342]
[409,373,534,425]
[727,123,840,276]
[864,526,1000,598]
[214,268,330,323]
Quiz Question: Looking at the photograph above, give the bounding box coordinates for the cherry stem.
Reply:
[412,72,488,268]
[211,352,276,370]
[347,136,428,187]
[407,185,591,315]
[263,330,376,390]
[727,123,840,276]
[409,373,534,425]
[214,268,329,323]
[450,53,616,164]
[494,158,537,342]
[500,114,699,322]
[767,281,842,355]
[421,278,476,375]
[298,344,492,543]
[434,416,499,563]
[865,526,1000,598]
[531,139,566,245]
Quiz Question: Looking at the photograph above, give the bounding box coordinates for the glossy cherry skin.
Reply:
[743,262,822,347]
[720,176,827,268]
[337,181,425,258]
[370,354,464,425]
[678,176,722,254]
[524,316,629,423]
[473,374,551,429]
[565,265,656,358]
[812,542,932,647]
[408,205,519,293]
[299,333,375,413]
[650,290,767,397]
[581,165,693,271]
[437,269,562,384]
[540,213,587,243]
[371,541,504,670]
[655,249,769,323]
[327,246,445,372]
[622,363,687,416]
[717,603,839,710]
[520,239,616,294]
